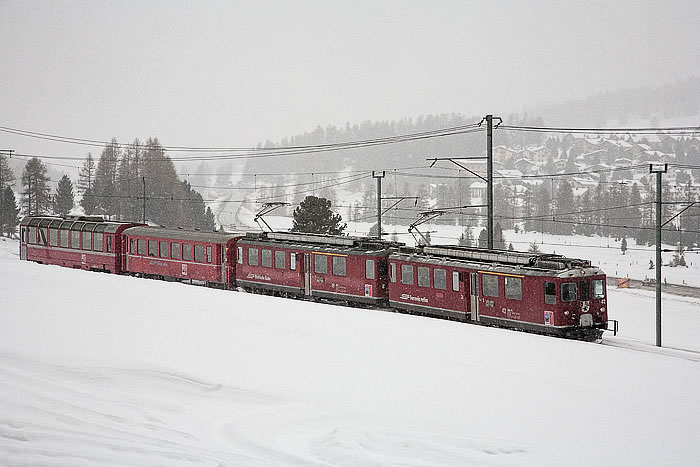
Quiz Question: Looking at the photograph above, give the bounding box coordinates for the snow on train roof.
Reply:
[240,231,402,254]
[390,245,604,278]
[124,226,245,243]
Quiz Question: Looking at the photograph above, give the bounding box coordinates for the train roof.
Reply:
[20,216,142,234]
[390,244,604,278]
[241,231,403,253]
[123,226,245,243]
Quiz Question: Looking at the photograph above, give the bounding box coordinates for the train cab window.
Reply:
[248,247,258,266]
[401,264,414,285]
[482,274,499,297]
[505,276,522,300]
[365,259,375,280]
[274,250,285,269]
[332,256,346,276]
[593,279,605,299]
[452,271,460,292]
[194,245,204,262]
[290,252,297,270]
[434,268,446,290]
[417,266,430,287]
[171,242,181,259]
[237,246,243,264]
[390,263,396,283]
[544,282,556,304]
[148,240,157,256]
[94,233,103,251]
[314,254,327,274]
[137,239,146,255]
[159,241,169,258]
[182,243,192,260]
[206,246,212,263]
[261,249,272,267]
[580,281,590,300]
[49,229,58,247]
[561,282,578,302]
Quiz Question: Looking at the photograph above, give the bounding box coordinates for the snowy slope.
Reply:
[1,237,700,466]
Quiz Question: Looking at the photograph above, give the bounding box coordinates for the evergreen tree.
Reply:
[21,157,51,215]
[291,196,346,235]
[0,152,14,193]
[553,180,575,235]
[204,206,216,231]
[0,186,20,236]
[458,227,474,246]
[494,222,506,249]
[93,139,120,218]
[621,237,628,255]
[54,175,75,216]
[78,153,97,214]
[0,152,16,235]
[528,242,541,253]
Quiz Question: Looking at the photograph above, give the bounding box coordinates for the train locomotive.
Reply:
[18,215,612,341]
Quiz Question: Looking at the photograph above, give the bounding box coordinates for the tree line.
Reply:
[0,138,216,236]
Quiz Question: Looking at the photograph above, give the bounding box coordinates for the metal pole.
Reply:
[655,171,662,347]
[486,115,494,249]
[142,176,146,223]
[373,171,385,238]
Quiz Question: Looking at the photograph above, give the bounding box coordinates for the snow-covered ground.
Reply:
[2,236,700,466]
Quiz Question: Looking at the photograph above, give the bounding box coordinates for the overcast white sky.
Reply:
[1,0,699,161]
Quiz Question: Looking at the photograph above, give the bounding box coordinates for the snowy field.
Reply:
[2,236,700,466]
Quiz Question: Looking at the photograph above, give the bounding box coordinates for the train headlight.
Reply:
[564,310,570,317]
[600,307,606,314]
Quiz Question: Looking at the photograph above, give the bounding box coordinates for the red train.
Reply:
[19,215,613,341]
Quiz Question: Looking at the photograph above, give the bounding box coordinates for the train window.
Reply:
[159,241,169,258]
[434,268,446,290]
[544,282,556,304]
[248,247,258,265]
[390,263,396,283]
[365,259,375,280]
[130,239,135,253]
[49,229,58,247]
[194,245,204,262]
[314,254,327,274]
[237,246,243,264]
[332,256,346,276]
[138,239,146,255]
[593,279,605,299]
[82,232,91,250]
[181,244,192,260]
[417,266,430,287]
[401,264,414,285]
[580,281,590,300]
[261,249,272,267]
[290,253,297,270]
[60,230,69,248]
[206,246,212,263]
[561,282,577,302]
[171,243,181,259]
[148,240,157,256]
[275,250,285,269]
[106,236,112,253]
[482,274,499,297]
[505,276,522,300]
[452,271,460,291]
[94,233,103,252]
[71,230,81,249]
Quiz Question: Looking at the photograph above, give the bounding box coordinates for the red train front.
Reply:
[388,245,609,340]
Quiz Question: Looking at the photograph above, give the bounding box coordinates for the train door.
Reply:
[303,253,312,296]
[20,227,27,260]
[469,272,480,322]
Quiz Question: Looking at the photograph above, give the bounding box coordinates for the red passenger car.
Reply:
[389,246,609,339]
[19,216,143,273]
[236,232,397,305]
[122,227,245,288]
